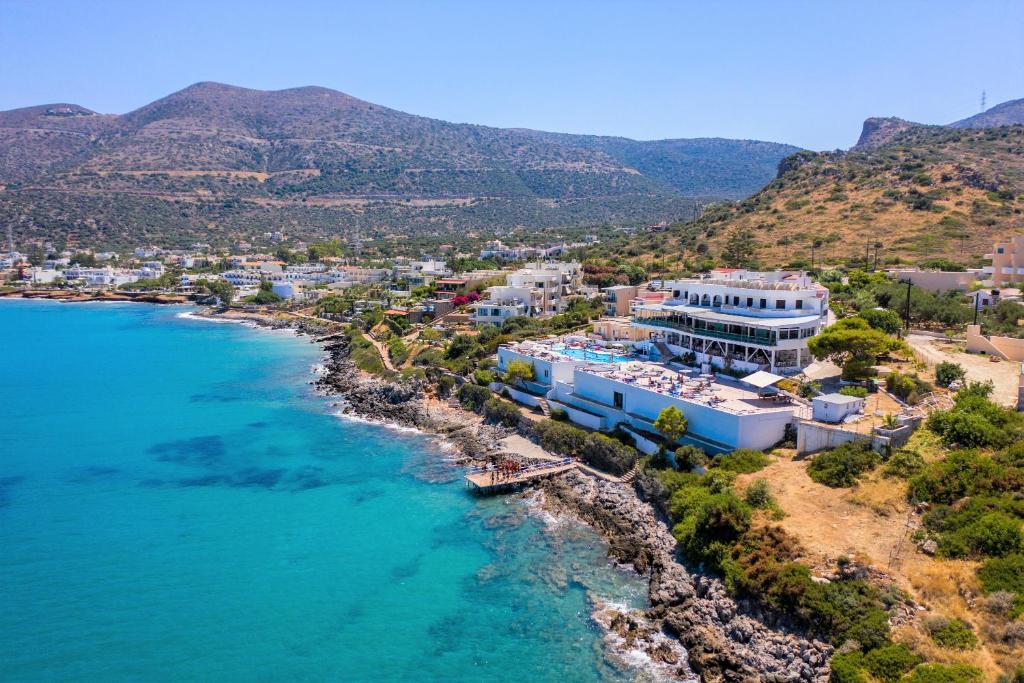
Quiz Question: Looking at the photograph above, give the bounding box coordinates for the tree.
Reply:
[197,278,234,308]
[253,280,283,305]
[654,405,688,451]
[935,362,966,388]
[806,317,908,381]
[857,308,903,336]
[503,359,535,386]
[720,228,760,269]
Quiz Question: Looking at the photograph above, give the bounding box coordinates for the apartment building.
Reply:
[985,235,1024,285]
[471,262,583,324]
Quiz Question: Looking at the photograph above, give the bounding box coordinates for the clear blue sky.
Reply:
[1,0,1022,150]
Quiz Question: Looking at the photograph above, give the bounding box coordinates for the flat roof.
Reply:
[741,370,785,389]
[815,393,864,405]
[635,303,822,328]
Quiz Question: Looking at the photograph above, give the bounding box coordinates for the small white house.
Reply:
[812,393,864,423]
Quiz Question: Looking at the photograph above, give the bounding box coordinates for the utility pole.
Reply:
[903,279,912,332]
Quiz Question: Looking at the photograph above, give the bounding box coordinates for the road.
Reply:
[907,333,1019,407]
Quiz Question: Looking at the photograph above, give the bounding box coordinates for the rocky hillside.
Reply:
[0,82,798,248]
[610,123,1024,270]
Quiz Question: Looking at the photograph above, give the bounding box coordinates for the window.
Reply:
[732,296,740,305]
[746,297,753,307]
[613,391,624,409]
[998,247,1005,254]
[776,299,785,309]
[795,300,803,309]
[673,290,681,298]
[759,298,767,309]
[543,369,549,378]
[779,328,799,340]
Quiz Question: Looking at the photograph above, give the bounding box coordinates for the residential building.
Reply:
[985,235,1024,284]
[886,268,980,292]
[632,269,829,374]
[471,261,583,324]
[602,284,640,317]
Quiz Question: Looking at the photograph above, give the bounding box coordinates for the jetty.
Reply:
[465,458,575,494]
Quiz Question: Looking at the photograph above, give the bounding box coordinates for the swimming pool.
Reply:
[555,346,633,363]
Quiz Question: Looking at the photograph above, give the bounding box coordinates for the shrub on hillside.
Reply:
[907,450,1017,503]
[927,391,1024,448]
[903,663,982,682]
[457,383,491,412]
[977,554,1024,617]
[435,375,456,398]
[674,445,708,471]
[743,478,773,508]
[473,368,497,386]
[535,419,587,457]
[483,398,521,428]
[862,644,922,682]
[884,449,925,478]
[887,371,932,405]
[923,616,978,650]
[935,512,1023,558]
[582,433,638,476]
[840,386,869,398]
[711,448,770,474]
[673,492,752,569]
[808,442,880,487]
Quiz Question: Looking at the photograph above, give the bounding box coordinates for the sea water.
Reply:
[0,301,649,682]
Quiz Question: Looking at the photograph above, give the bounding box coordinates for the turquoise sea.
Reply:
[0,301,650,682]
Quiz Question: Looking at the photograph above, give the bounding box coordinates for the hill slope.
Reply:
[950,98,1024,129]
[0,82,798,248]
[610,123,1024,270]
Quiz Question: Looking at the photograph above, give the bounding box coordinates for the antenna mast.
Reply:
[980,90,987,112]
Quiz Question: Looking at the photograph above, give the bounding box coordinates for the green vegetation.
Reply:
[345,327,389,376]
[807,441,880,487]
[858,308,904,336]
[976,554,1024,618]
[709,448,770,474]
[482,397,522,428]
[831,643,922,683]
[673,445,708,471]
[654,406,688,451]
[935,361,967,388]
[884,448,925,478]
[502,359,535,386]
[923,616,978,650]
[903,663,982,682]
[839,386,869,398]
[886,371,933,405]
[807,317,908,381]
[926,385,1024,448]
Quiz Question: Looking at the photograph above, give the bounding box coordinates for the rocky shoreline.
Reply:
[0,289,188,304]
[210,309,834,682]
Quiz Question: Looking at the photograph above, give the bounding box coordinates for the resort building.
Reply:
[496,339,805,451]
[985,235,1024,285]
[471,261,583,324]
[602,285,640,316]
[631,269,829,374]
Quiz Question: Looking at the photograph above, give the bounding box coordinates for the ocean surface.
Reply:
[0,301,650,682]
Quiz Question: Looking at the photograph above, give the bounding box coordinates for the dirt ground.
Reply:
[735,451,915,570]
[907,333,1020,407]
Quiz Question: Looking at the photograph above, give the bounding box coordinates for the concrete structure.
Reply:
[812,393,865,423]
[968,287,1022,310]
[965,324,1024,361]
[985,235,1024,285]
[471,261,583,324]
[602,285,640,317]
[592,317,646,343]
[887,268,979,293]
[631,270,829,374]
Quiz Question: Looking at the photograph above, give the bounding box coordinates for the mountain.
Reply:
[950,98,1024,129]
[0,82,799,249]
[607,122,1024,270]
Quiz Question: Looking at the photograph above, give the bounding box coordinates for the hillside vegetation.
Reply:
[0,82,797,248]
[602,124,1024,271]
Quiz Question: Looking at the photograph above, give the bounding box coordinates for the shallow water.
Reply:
[0,301,649,682]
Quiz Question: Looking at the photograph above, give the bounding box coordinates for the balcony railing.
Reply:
[634,317,777,346]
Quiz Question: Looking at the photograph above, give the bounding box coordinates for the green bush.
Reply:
[535,419,587,457]
[935,361,967,388]
[862,643,922,682]
[839,386,868,398]
[582,433,638,476]
[829,651,868,683]
[923,616,978,650]
[473,368,497,386]
[549,407,568,421]
[908,451,1016,504]
[927,393,1024,448]
[744,478,773,508]
[977,554,1024,617]
[800,579,891,648]
[673,492,751,569]
[673,445,708,471]
[936,512,1023,558]
[887,371,932,405]
[904,663,982,682]
[711,448,770,474]
[884,449,925,478]
[808,442,880,487]
[456,383,491,412]
[483,398,521,428]
[858,308,903,335]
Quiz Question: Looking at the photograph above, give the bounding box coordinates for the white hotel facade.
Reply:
[471,262,583,325]
[632,269,829,374]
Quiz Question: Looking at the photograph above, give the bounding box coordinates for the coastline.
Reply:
[201,306,834,682]
[0,289,188,305]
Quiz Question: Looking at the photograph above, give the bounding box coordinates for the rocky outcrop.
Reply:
[541,470,833,682]
[852,117,921,150]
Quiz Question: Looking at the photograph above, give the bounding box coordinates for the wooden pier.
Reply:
[465,458,576,494]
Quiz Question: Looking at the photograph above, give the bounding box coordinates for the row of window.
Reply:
[673,291,805,310]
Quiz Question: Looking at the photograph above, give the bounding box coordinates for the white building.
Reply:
[471,261,583,324]
[632,269,829,374]
[62,266,140,287]
[812,393,864,423]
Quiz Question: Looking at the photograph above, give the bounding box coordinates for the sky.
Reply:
[1,0,1022,150]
